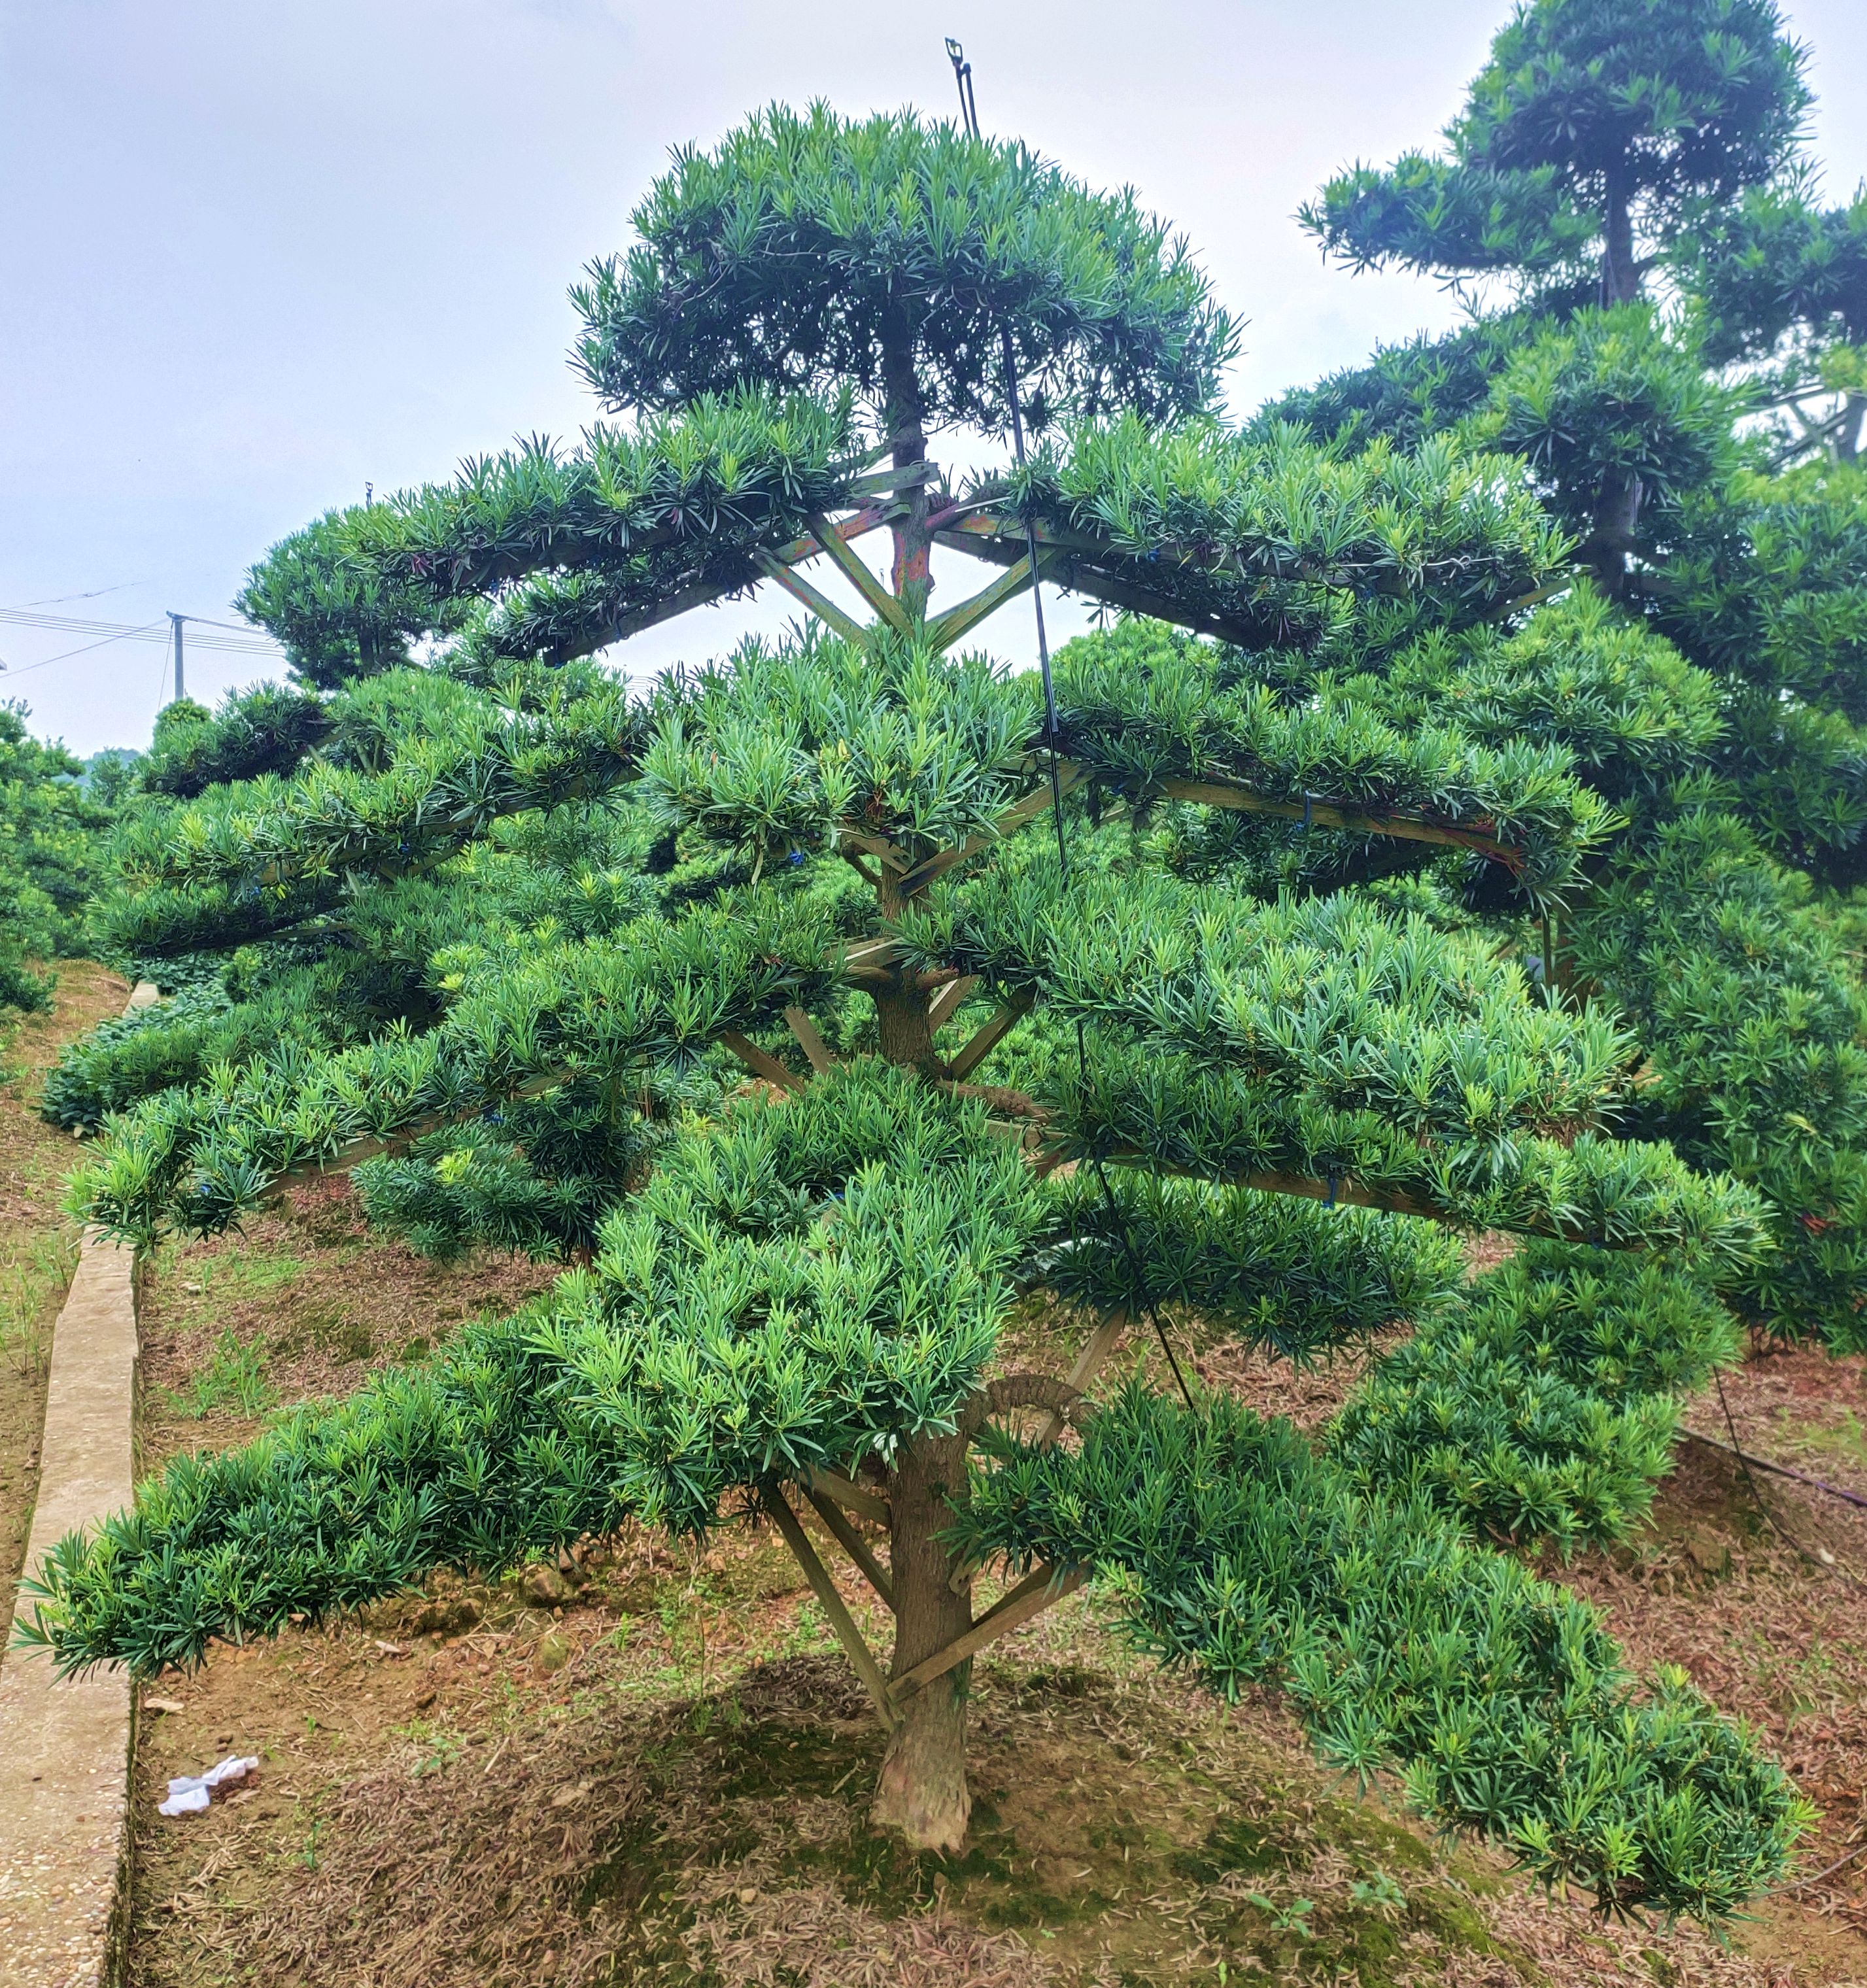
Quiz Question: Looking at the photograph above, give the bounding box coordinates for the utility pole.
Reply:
[167,612,185,704]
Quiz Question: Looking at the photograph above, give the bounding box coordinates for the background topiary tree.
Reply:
[1266,0,1867,1356]
[0,700,122,1013]
[23,99,1815,1911]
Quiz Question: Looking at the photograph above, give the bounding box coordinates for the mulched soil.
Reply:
[121,1203,1867,1983]
[124,1532,1825,1988]
[1555,1343,1867,1964]
[0,959,131,1639]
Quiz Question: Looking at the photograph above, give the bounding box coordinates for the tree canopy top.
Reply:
[1458,0,1808,207]
[571,103,1237,435]
[1304,0,1810,294]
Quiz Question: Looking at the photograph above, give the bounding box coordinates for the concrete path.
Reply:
[0,983,153,1986]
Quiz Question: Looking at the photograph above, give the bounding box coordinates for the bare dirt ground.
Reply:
[117,1229,1867,1987]
[133,1173,560,1477]
[0,959,130,1641]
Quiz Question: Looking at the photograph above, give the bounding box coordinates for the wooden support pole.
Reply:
[1036,1308,1128,1447]
[719,1031,806,1095]
[837,830,913,875]
[842,460,944,502]
[839,935,906,984]
[807,511,913,634]
[804,1467,891,1526]
[753,548,870,645]
[768,1489,899,1729]
[946,994,1034,1083]
[924,553,1040,653]
[926,974,978,1035]
[890,1566,1086,1704]
[802,1485,895,1610]
[895,765,1088,898]
[1154,776,1518,868]
[783,1006,835,1074]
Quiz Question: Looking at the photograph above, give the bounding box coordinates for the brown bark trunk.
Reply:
[1601,177,1639,307]
[1586,467,1643,596]
[880,317,933,625]
[861,319,975,1849]
[870,857,941,1076]
[872,980,940,1074]
[870,1433,974,1849]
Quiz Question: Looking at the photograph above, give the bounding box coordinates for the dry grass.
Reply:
[0,958,131,1639]
[124,1481,1866,1987]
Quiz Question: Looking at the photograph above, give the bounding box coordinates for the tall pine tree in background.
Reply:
[22,63,1845,1912]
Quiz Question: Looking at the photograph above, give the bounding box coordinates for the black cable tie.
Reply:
[1301,794,1313,832]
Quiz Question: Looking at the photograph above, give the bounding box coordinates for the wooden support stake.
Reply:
[804,1467,891,1527]
[927,974,978,1035]
[753,548,870,645]
[839,935,906,984]
[925,553,1039,653]
[933,524,1275,650]
[768,1489,899,1729]
[1036,1308,1129,1447]
[765,505,892,568]
[602,511,893,650]
[784,1006,835,1075]
[837,829,914,875]
[1155,776,1518,867]
[896,765,1088,898]
[808,512,913,634]
[842,460,944,501]
[946,994,1034,1084]
[802,1485,895,1609]
[890,1566,1086,1703]
[719,1031,806,1095]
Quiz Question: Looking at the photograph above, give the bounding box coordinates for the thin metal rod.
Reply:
[948,35,1194,1414]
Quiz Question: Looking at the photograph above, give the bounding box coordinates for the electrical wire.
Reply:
[0,608,283,656]
[0,621,168,677]
[2,581,143,611]
[171,611,280,639]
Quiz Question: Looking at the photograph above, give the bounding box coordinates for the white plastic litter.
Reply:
[158,1755,259,1817]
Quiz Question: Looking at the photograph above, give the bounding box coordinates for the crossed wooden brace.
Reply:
[762,1307,1130,1731]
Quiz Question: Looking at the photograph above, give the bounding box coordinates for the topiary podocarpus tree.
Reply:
[1303,0,1809,591]
[1303,0,1809,310]
[1254,0,1867,1358]
[26,106,1808,1911]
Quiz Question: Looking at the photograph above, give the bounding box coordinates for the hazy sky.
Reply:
[5,0,1864,755]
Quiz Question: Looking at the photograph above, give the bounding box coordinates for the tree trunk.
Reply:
[1601,177,1639,307]
[870,1433,974,1850]
[872,979,940,1074]
[862,321,973,1850]
[1586,467,1643,596]
[880,318,933,625]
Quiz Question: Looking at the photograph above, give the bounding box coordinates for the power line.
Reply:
[0,621,168,677]
[0,607,282,657]
[175,611,277,638]
[1,581,144,611]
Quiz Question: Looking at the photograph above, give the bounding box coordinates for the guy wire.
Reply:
[947,39,1195,1412]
